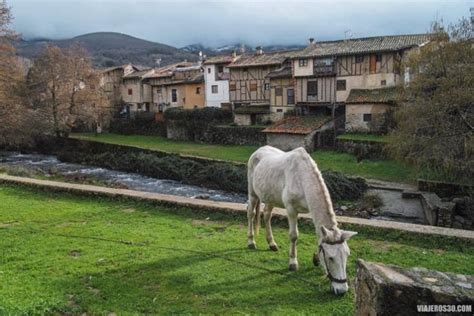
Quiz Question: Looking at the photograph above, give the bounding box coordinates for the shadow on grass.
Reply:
[51,247,349,315]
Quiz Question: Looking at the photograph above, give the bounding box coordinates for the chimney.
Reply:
[308,38,315,47]
[232,50,237,59]
[255,46,263,55]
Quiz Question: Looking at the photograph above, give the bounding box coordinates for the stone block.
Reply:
[355,259,474,316]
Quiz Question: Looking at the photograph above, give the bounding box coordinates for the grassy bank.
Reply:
[72,133,417,183]
[1,184,473,314]
[336,133,390,143]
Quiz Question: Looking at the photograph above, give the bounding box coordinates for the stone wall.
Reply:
[203,125,266,146]
[355,259,474,316]
[336,138,386,160]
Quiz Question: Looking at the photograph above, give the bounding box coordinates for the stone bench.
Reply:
[355,259,473,315]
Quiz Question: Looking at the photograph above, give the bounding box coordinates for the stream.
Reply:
[0,152,247,203]
[0,152,426,224]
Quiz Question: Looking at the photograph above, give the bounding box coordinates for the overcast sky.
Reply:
[10,0,472,47]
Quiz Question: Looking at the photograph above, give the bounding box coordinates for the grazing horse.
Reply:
[247,146,357,295]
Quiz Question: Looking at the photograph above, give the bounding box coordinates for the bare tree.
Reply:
[28,44,111,137]
[389,17,474,182]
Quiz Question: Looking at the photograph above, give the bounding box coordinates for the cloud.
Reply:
[10,0,472,47]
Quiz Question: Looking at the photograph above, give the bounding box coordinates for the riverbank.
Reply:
[71,133,417,183]
[1,183,473,314]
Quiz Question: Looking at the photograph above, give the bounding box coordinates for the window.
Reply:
[307,81,318,96]
[363,113,372,122]
[250,82,257,91]
[196,87,201,94]
[171,89,177,102]
[128,88,133,95]
[355,55,364,63]
[243,67,248,72]
[376,54,382,62]
[217,65,224,73]
[229,82,236,91]
[137,104,142,110]
[145,104,150,112]
[208,67,211,73]
[314,58,334,74]
[276,109,283,113]
[156,87,162,94]
[264,83,270,90]
[299,59,308,67]
[275,87,283,96]
[336,80,346,91]
[211,85,218,94]
[287,88,295,105]
[381,80,386,86]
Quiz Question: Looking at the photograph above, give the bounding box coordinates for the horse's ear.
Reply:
[320,226,330,238]
[341,230,358,241]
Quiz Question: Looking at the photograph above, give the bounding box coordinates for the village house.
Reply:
[227,47,298,125]
[144,61,205,112]
[290,34,431,131]
[100,64,139,111]
[121,68,154,115]
[203,53,239,109]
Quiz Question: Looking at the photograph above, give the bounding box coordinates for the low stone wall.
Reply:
[355,259,474,316]
[109,118,166,137]
[202,125,266,146]
[336,139,387,160]
[418,179,473,198]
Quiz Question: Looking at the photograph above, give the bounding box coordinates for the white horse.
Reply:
[247,146,357,295]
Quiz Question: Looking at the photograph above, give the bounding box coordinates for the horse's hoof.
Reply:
[289,263,298,271]
[248,243,257,250]
[313,253,319,266]
[269,244,279,251]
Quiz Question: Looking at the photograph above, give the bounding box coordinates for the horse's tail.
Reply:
[254,200,261,235]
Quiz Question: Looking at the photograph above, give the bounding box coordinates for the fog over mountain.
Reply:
[12,0,471,48]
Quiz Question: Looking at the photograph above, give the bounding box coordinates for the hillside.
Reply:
[181,43,306,56]
[16,32,199,68]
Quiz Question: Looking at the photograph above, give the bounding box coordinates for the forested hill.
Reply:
[16,32,199,68]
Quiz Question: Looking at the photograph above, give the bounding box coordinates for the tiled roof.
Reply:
[227,50,300,68]
[293,34,431,58]
[160,73,204,86]
[203,55,239,65]
[266,66,292,79]
[346,87,398,104]
[144,62,195,79]
[263,115,332,135]
[100,64,139,74]
[123,69,153,79]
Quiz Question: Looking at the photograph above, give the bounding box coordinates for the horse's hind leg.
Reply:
[264,204,278,251]
[247,195,258,249]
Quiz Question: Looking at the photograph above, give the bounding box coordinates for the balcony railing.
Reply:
[313,64,335,76]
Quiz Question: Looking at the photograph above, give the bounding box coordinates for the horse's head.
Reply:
[317,226,357,295]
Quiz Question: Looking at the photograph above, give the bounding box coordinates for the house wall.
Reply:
[229,66,278,104]
[345,103,391,132]
[293,58,314,77]
[204,64,230,107]
[336,73,398,101]
[183,83,205,109]
[295,77,336,103]
[121,79,142,104]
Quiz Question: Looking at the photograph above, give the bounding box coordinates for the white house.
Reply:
[203,53,239,108]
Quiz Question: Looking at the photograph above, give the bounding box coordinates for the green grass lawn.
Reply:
[1,185,473,315]
[72,133,417,183]
[336,133,390,143]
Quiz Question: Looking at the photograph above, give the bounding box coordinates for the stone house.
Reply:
[121,68,154,115]
[144,62,205,112]
[203,53,240,108]
[100,64,139,107]
[290,34,431,131]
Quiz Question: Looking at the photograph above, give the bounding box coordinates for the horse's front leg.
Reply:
[287,211,299,271]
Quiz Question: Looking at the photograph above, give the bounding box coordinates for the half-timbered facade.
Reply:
[227,48,298,125]
[291,34,431,130]
[100,64,139,107]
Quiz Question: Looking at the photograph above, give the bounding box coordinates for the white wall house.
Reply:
[203,55,239,107]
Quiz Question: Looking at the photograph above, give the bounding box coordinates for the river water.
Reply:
[0,152,426,224]
[0,152,247,203]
